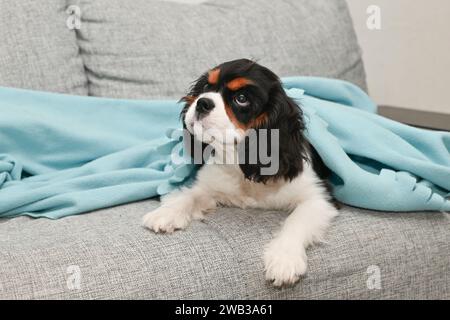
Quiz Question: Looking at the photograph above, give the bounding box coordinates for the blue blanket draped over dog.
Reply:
[1,77,449,219]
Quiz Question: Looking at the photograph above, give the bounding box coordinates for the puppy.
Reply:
[143,59,338,287]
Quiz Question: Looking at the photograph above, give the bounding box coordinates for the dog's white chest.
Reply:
[197,164,288,209]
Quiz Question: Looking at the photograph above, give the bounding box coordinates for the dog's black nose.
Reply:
[196,98,215,115]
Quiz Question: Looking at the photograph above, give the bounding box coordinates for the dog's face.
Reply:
[181,59,308,182]
[182,59,277,144]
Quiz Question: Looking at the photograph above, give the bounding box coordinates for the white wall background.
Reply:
[346,0,450,114]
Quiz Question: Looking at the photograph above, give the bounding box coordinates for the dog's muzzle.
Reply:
[195,97,215,119]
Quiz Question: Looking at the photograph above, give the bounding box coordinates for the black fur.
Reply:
[238,82,308,183]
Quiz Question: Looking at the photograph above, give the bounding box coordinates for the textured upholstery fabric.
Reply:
[0,0,88,94]
[75,0,367,99]
[0,201,448,299]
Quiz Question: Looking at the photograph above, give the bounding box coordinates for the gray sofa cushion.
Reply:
[76,0,366,99]
[0,200,448,299]
[0,0,88,95]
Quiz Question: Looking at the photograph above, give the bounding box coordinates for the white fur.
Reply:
[143,160,338,287]
[184,92,245,146]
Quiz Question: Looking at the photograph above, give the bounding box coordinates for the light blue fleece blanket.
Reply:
[1,77,449,219]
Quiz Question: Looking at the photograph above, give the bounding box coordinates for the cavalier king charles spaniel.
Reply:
[143,59,339,287]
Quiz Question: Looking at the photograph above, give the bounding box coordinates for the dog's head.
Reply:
[181,59,308,182]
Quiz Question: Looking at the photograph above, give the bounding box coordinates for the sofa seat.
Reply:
[1,200,448,299]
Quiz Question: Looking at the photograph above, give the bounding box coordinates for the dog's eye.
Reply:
[203,83,209,91]
[234,94,250,107]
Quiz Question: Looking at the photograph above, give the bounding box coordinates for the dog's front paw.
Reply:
[142,207,192,233]
[264,239,308,287]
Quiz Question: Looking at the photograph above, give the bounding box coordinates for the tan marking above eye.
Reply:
[208,68,220,85]
[226,77,254,91]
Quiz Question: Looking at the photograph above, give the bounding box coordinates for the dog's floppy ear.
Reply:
[179,73,209,165]
[239,85,308,182]
[179,72,208,119]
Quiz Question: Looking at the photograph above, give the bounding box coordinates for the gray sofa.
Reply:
[0,0,448,299]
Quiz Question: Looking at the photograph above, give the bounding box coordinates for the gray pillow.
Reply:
[76,0,367,99]
[0,0,88,95]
